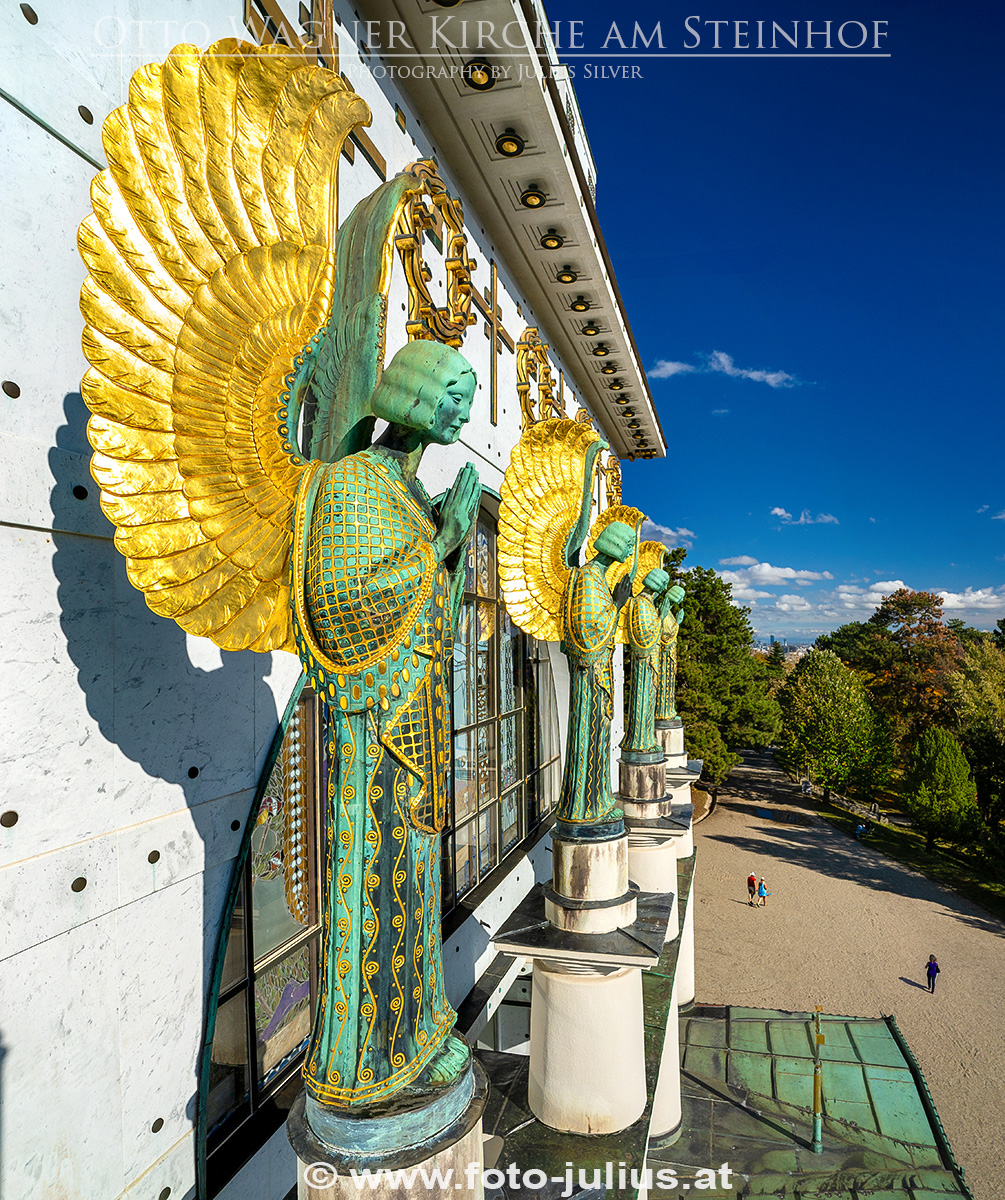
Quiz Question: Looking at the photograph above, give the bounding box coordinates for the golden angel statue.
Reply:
[76,39,480,1137]
[498,421,643,836]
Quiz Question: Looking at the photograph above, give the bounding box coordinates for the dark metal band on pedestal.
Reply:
[554,811,625,841]
[288,1058,489,1173]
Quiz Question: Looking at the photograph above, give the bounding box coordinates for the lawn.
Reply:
[817,800,1005,925]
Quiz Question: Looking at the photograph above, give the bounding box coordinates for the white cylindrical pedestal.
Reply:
[296,1120,484,1199]
[552,832,628,900]
[650,976,682,1143]
[677,886,695,1008]
[529,960,647,1135]
[675,814,694,858]
[657,721,687,768]
[626,835,679,942]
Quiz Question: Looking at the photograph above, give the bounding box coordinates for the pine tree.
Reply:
[765,642,787,678]
[778,649,891,796]
[903,727,980,851]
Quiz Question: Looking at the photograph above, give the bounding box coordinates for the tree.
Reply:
[992,618,1005,652]
[818,589,961,752]
[778,649,891,796]
[866,589,961,741]
[946,618,988,648]
[902,727,980,851]
[765,642,787,679]
[950,639,1005,830]
[672,564,781,787]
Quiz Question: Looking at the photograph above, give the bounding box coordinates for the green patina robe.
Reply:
[621,592,661,755]
[656,606,681,722]
[557,560,620,825]
[290,449,460,1108]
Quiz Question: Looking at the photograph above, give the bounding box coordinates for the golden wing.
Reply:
[633,540,669,595]
[498,419,603,642]
[78,39,369,652]
[585,506,646,645]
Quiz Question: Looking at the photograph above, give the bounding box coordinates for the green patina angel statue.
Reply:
[620,568,671,756]
[498,420,643,835]
[76,40,482,1132]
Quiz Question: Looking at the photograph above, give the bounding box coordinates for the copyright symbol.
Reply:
[304,1161,337,1189]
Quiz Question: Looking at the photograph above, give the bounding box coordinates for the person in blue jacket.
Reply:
[926,955,940,993]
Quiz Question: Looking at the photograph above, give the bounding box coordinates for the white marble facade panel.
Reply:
[117,874,204,1183]
[0,527,118,864]
[119,1130,197,1200]
[0,828,118,961]
[108,556,266,821]
[0,912,124,1200]
[0,104,99,449]
[115,787,253,909]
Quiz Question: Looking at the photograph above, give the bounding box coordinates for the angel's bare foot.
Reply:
[413,1033,471,1090]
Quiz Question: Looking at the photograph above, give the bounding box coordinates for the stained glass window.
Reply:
[444,508,562,904]
[205,688,324,1183]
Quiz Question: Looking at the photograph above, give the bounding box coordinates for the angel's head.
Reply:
[643,568,670,595]
[592,520,636,565]
[372,342,477,445]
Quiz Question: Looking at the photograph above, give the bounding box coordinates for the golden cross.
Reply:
[471,261,514,425]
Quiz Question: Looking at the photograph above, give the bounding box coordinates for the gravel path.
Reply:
[692,752,1005,1200]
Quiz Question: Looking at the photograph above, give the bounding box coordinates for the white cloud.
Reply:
[977,504,989,514]
[771,507,839,526]
[719,555,759,567]
[640,519,696,549]
[730,586,774,602]
[650,360,696,379]
[938,586,1005,611]
[993,511,1005,521]
[711,408,730,416]
[649,351,796,388]
[775,593,813,612]
[707,350,794,388]
[834,580,908,611]
[721,561,834,587]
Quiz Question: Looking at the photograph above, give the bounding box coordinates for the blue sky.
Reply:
[547,1,1005,637]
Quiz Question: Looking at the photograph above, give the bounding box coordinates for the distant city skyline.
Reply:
[552,0,1004,638]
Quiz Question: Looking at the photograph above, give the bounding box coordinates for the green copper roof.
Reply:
[648,1006,973,1199]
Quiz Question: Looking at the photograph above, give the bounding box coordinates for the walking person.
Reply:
[747,871,757,906]
[757,878,769,907]
[926,955,940,993]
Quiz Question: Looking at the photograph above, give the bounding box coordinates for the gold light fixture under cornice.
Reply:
[540,228,564,250]
[556,266,578,284]
[580,321,600,336]
[600,364,617,374]
[495,128,525,156]
[591,343,610,357]
[520,186,547,208]
[463,59,496,91]
[570,296,591,313]
[609,379,624,391]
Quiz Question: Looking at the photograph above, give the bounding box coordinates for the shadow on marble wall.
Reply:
[48,392,288,1180]
[0,1032,6,1200]
[50,390,281,815]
